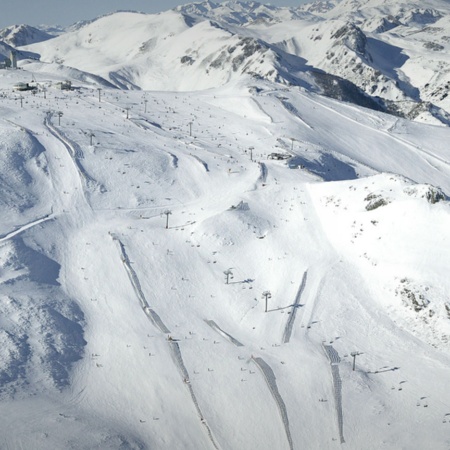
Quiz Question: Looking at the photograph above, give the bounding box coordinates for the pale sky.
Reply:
[0,0,311,29]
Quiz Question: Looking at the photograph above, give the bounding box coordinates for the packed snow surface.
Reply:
[0,2,450,450]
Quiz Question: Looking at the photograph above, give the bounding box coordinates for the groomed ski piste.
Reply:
[0,59,450,450]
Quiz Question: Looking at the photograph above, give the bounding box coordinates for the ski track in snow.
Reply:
[301,92,450,179]
[44,113,99,188]
[113,235,220,449]
[0,213,53,243]
[280,99,313,129]
[113,235,171,334]
[204,320,244,347]
[169,341,221,450]
[282,271,308,344]
[323,344,345,444]
[128,117,180,168]
[251,356,294,450]
[250,97,274,123]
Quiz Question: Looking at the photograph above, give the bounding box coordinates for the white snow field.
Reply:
[0,2,450,450]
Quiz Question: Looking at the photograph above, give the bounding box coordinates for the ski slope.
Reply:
[0,63,449,450]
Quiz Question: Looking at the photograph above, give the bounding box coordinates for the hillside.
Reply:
[0,1,450,449]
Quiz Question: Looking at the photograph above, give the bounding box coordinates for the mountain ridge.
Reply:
[4,0,447,124]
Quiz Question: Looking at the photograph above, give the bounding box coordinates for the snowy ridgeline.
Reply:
[0,0,449,123]
[0,13,450,449]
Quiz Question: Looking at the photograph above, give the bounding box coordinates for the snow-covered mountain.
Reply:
[0,1,450,449]
[16,0,450,124]
[175,0,314,25]
[0,24,54,47]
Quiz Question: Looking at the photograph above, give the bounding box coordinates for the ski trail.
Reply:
[113,235,220,449]
[204,320,244,347]
[282,271,308,343]
[295,138,379,177]
[0,213,53,243]
[44,113,101,189]
[127,117,181,169]
[169,342,221,450]
[129,117,163,132]
[280,98,313,129]
[250,98,274,123]
[251,356,294,450]
[112,235,171,334]
[300,92,450,175]
[323,344,345,444]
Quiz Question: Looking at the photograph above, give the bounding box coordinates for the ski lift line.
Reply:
[285,135,378,176]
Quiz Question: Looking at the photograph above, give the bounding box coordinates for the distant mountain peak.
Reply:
[175,1,309,26]
[0,24,54,47]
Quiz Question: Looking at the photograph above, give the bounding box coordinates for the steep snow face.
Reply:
[286,0,450,120]
[290,19,411,102]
